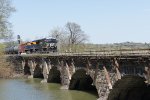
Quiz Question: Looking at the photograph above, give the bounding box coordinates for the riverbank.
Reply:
[0,54,23,79]
[0,56,13,78]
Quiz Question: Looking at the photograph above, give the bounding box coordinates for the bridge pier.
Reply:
[86,59,91,75]
[145,66,150,84]
[21,60,25,74]
[147,67,150,84]
[47,59,52,71]
[60,60,71,89]
[41,60,49,83]
[96,65,112,100]
[70,60,76,76]
[93,62,99,85]
[103,66,112,89]
[113,58,121,80]
[86,60,96,83]
[28,60,35,78]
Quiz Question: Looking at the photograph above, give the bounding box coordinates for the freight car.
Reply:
[5,38,58,54]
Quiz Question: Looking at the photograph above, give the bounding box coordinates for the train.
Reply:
[5,38,58,54]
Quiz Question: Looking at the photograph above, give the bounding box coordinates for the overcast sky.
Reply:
[10,0,150,44]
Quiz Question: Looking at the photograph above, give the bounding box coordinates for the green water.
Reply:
[0,79,98,100]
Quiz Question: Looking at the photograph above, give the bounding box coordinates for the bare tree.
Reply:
[0,0,15,78]
[49,23,88,52]
[65,22,88,45]
[49,27,68,52]
[64,22,88,52]
[0,0,15,40]
[50,27,64,40]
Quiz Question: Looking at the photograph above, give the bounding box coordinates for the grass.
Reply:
[0,43,14,78]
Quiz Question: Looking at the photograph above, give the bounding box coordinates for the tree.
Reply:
[0,0,15,78]
[65,22,88,45]
[50,27,65,41]
[65,22,88,52]
[0,0,15,40]
[49,22,88,52]
[49,27,68,52]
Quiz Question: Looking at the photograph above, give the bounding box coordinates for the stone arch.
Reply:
[108,75,150,100]
[47,66,61,83]
[23,60,31,75]
[69,69,95,90]
[41,59,61,83]
[33,63,44,79]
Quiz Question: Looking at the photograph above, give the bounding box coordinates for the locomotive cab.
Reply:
[42,38,57,52]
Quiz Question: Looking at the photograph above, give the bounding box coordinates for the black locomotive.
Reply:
[5,38,58,54]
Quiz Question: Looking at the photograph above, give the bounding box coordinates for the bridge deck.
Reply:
[8,48,150,59]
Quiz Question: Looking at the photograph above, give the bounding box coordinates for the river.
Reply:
[0,79,98,100]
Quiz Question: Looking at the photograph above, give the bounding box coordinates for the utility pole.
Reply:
[17,35,21,54]
[17,35,21,44]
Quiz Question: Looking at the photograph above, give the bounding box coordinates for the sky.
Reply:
[10,0,150,44]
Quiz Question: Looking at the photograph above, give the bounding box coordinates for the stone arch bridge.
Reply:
[7,49,150,100]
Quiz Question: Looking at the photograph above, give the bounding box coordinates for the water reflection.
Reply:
[0,79,98,100]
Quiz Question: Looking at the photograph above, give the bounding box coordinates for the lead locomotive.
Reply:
[5,38,58,54]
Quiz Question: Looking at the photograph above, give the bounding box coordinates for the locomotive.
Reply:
[5,38,58,54]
